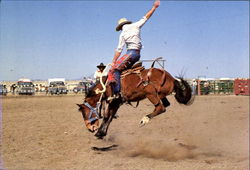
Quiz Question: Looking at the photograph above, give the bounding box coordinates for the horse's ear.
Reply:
[76,104,83,112]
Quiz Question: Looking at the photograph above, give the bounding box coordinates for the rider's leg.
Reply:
[107,69,121,100]
[112,70,121,94]
[116,50,140,71]
[107,50,141,99]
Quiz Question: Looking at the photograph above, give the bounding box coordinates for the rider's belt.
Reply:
[127,49,140,54]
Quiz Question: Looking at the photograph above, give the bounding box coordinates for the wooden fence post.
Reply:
[197,80,201,95]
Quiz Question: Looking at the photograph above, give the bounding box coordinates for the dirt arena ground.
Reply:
[1,95,249,170]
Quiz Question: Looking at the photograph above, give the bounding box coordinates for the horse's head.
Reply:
[77,102,100,133]
[77,77,111,132]
[77,82,105,132]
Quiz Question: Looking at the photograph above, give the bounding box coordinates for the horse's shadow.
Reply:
[91,144,119,152]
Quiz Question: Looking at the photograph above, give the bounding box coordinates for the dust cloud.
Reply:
[106,134,214,162]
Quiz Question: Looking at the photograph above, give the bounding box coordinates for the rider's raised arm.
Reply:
[145,0,160,19]
[135,0,160,28]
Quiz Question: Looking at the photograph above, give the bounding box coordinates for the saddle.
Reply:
[107,61,145,101]
[121,61,145,79]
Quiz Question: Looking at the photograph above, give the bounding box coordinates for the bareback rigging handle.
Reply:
[95,63,111,95]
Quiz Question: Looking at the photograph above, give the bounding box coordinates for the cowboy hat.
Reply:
[97,63,106,68]
[116,18,132,31]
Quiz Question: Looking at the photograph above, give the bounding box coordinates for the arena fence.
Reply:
[234,78,250,95]
[191,78,249,96]
[1,78,249,96]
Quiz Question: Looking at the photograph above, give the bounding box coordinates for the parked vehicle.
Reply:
[16,79,35,95]
[0,84,8,96]
[48,78,68,95]
[73,81,92,94]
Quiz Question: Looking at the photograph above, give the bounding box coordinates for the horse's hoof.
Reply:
[96,135,104,140]
[95,131,106,139]
[139,116,150,127]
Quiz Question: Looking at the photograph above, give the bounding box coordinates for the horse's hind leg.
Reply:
[161,97,170,107]
[140,93,166,126]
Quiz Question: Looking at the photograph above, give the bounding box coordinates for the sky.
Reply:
[0,0,249,81]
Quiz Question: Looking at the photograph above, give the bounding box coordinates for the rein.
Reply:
[84,88,104,123]
[84,66,110,123]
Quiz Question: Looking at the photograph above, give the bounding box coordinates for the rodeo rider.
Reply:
[94,62,108,83]
[108,0,160,99]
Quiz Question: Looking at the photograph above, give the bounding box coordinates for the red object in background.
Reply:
[234,79,250,95]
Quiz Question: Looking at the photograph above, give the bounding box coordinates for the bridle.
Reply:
[83,64,111,123]
[83,101,101,123]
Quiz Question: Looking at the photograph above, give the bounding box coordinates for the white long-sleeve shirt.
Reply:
[94,70,108,82]
[116,16,148,53]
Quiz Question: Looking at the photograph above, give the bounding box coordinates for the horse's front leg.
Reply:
[98,100,106,119]
[95,112,112,139]
[95,99,122,139]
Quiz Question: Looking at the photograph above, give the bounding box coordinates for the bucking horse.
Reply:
[77,58,193,139]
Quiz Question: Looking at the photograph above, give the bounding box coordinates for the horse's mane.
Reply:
[86,77,108,98]
[86,84,99,98]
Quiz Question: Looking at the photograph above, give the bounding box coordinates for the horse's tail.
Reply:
[174,78,192,105]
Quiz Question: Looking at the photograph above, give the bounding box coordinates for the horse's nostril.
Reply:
[90,119,98,125]
[93,126,98,132]
[88,128,95,133]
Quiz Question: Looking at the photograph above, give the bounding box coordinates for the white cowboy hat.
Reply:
[116,18,132,31]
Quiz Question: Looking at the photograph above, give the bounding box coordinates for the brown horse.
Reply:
[77,62,193,139]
